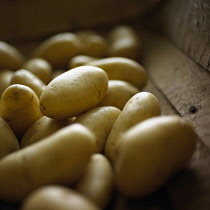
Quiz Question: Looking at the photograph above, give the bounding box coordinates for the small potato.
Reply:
[98,80,140,110]
[40,66,108,119]
[21,185,100,210]
[10,69,46,98]
[0,70,14,98]
[75,106,121,152]
[105,92,161,161]
[75,154,114,209]
[0,123,96,202]
[0,41,25,70]
[107,25,141,60]
[31,32,83,69]
[0,84,42,139]
[87,57,147,89]
[0,117,19,159]
[114,115,197,197]
[22,58,52,84]
[69,55,97,69]
[20,116,75,148]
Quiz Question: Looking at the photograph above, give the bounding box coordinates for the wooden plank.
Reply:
[140,29,210,150]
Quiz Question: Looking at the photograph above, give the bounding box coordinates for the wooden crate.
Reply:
[0,0,210,209]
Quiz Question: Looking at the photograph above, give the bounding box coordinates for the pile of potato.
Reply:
[0,25,197,210]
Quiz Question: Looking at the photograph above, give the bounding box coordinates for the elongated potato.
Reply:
[22,58,52,84]
[10,69,46,98]
[75,154,114,209]
[87,57,147,89]
[40,66,108,119]
[98,80,140,110]
[69,55,97,69]
[75,106,121,153]
[31,32,83,69]
[105,92,161,161]
[0,70,14,98]
[21,186,100,210]
[0,84,42,140]
[20,116,75,148]
[114,115,197,197]
[0,117,19,159]
[0,41,25,70]
[0,123,96,202]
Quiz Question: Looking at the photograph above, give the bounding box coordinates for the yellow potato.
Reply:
[0,123,96,202]
[69,55,97,69]
[75,106,121,153]
[75,154,114,209]
[21,185,100,210]
[0,70,14,98]
[87,57,147,89]
[31,32,83,69]
[0,84,42,139]
[20,116,75,148]
[105,92,161,161]
[0,117,19,159]
[98,80,140,110]
[114,115,197,197]
[0,41,25,70]
[22,58,52,84]
[40,66,108,119]
[10,69,46,98]
[107,25,141,60]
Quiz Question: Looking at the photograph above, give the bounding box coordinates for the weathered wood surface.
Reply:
[144,0,210,72]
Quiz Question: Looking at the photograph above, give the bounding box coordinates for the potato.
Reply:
[31,32,83,69]
[69,55,97,69]
[20,116,75,148]
[21,185,101,210]
[105,92,161,161]
[114,115,197,197]
[87,57,147,89]
[75,154,114,209]
[10,69,46,98]
[98,80,140,110]
[0,117,19,159]
[22,58,52,84]
[75,106,121,153]
[40,66,108,119]
[0,123,96,202]
[0,41,25,70]
[107,25,141,60]
[0,84,42,140]
[0,70,14,98]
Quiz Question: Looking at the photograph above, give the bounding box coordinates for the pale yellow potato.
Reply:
[22,58,53,84]
[0,41,25,70]
[0,70,14,98]
[21,185,100,210]
[87,57,147,89]
[105,92,161,161]
[0,84,42,139]
[20,116,75,148]
[75,106,121,153]
[0,117,19,159]
[98,80,140,110]
[107,25,141,60]
[69,55,97,69]
[114,115,197,197]
[0,123,96,202]
[40,66,108,119]
[10,69,46,98]
[31,32,83,69]
[75,154,114,209]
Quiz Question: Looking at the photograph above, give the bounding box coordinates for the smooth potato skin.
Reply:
[0,124,96,203]
[21,186,101,210]
[40,66,108,119]
[114,116,197,197]
[105,92,161,161]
